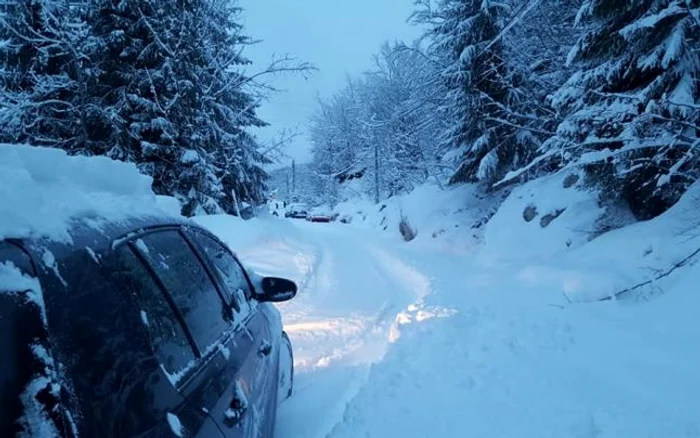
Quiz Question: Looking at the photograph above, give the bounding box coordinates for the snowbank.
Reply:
[193,213,317,286]
[193,213,302,254]
[0,144,180,242]
[481,173,700,302]
[333,182,503,252]
[484,170,603,259]
[324,183,700,438]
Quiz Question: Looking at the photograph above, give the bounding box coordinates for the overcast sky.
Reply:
[240,0,421,168]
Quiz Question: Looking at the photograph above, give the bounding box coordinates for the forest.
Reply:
[306,0,699,222]
[2,1,699,222]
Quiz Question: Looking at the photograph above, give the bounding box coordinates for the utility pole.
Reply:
[291,160,296,199]
[374,142,380,204]
[286,173,290,203]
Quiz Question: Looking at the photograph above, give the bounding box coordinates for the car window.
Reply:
[115,246,195,376]
[137,231,232,353]
[190,231,253,318]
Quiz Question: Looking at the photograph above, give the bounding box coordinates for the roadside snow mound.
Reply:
[194,213,302,253]
[547,182,700,301]
[325,184,700,438]
[481,173,700,302]
[485,170,603,259]
[194,214,316,286]
[333,183,503,252]
[0,144,180,242]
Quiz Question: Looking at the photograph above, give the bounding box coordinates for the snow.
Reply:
[134,238,150,254]
[199,173,700,438]
[41,249,66,287]
[15,343,64,438]
[140,310,150,327]
[0,143,180,242]
[484,170,602,260]
[85,246,100,264]
[619,3,685,40]
[332,182,503,253]
[180,149,199,164]
[224,381,249,423]
[2,141,678,436]
[0,262,46,324]
[166,412,184,437]
[18,376,60,438]
[217,343,231,360]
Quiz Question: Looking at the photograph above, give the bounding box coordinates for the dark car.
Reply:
[306,214,333,223]
[284,204,308,219]
[1,215,296,438]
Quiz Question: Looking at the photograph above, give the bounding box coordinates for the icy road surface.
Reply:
[200,216,700,438]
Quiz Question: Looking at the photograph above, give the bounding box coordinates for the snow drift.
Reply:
[0,143,180,242]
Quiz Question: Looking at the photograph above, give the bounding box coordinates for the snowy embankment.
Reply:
[202,170,700,437]
[325,181,700,437]
[325,172,700,437]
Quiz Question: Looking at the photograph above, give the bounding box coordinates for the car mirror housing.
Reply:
[257,277,297,302]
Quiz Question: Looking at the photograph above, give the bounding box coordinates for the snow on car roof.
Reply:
[0,144,181,243]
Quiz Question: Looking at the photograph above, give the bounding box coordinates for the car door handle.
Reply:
[259,340,272,357]
[223,382,248,428]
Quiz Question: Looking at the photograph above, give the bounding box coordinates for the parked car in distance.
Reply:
[307,208,334,223]
[285,203,308,219]
[1,215,297,438]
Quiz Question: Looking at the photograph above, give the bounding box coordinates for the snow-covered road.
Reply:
[235,221,432,437]
[197,215,700,438]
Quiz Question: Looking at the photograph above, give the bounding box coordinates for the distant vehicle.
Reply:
[285,203,308,219]
[307,208,334,223]
[1,215,297,438]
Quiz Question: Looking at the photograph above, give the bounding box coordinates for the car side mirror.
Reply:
[257,277,297,302]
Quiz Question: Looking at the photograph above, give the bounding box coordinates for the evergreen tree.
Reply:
[0,0,86,150]
[545,0,700,219]
[87,0,268,215]
[415,0,530,185]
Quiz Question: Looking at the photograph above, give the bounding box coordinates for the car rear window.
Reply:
[136,231,232,354]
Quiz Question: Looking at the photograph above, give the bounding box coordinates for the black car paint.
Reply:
[1,216,292,438]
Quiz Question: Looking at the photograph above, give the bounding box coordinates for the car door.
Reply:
[187,229,278,437]
[132,229,258,438]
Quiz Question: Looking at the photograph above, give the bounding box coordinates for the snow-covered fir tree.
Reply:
[415,0,531,186]
[545,0,700,219]
[0,0,87,150]
[0,0,270,217]
[86,0,268,215]
[494,0,584,181]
